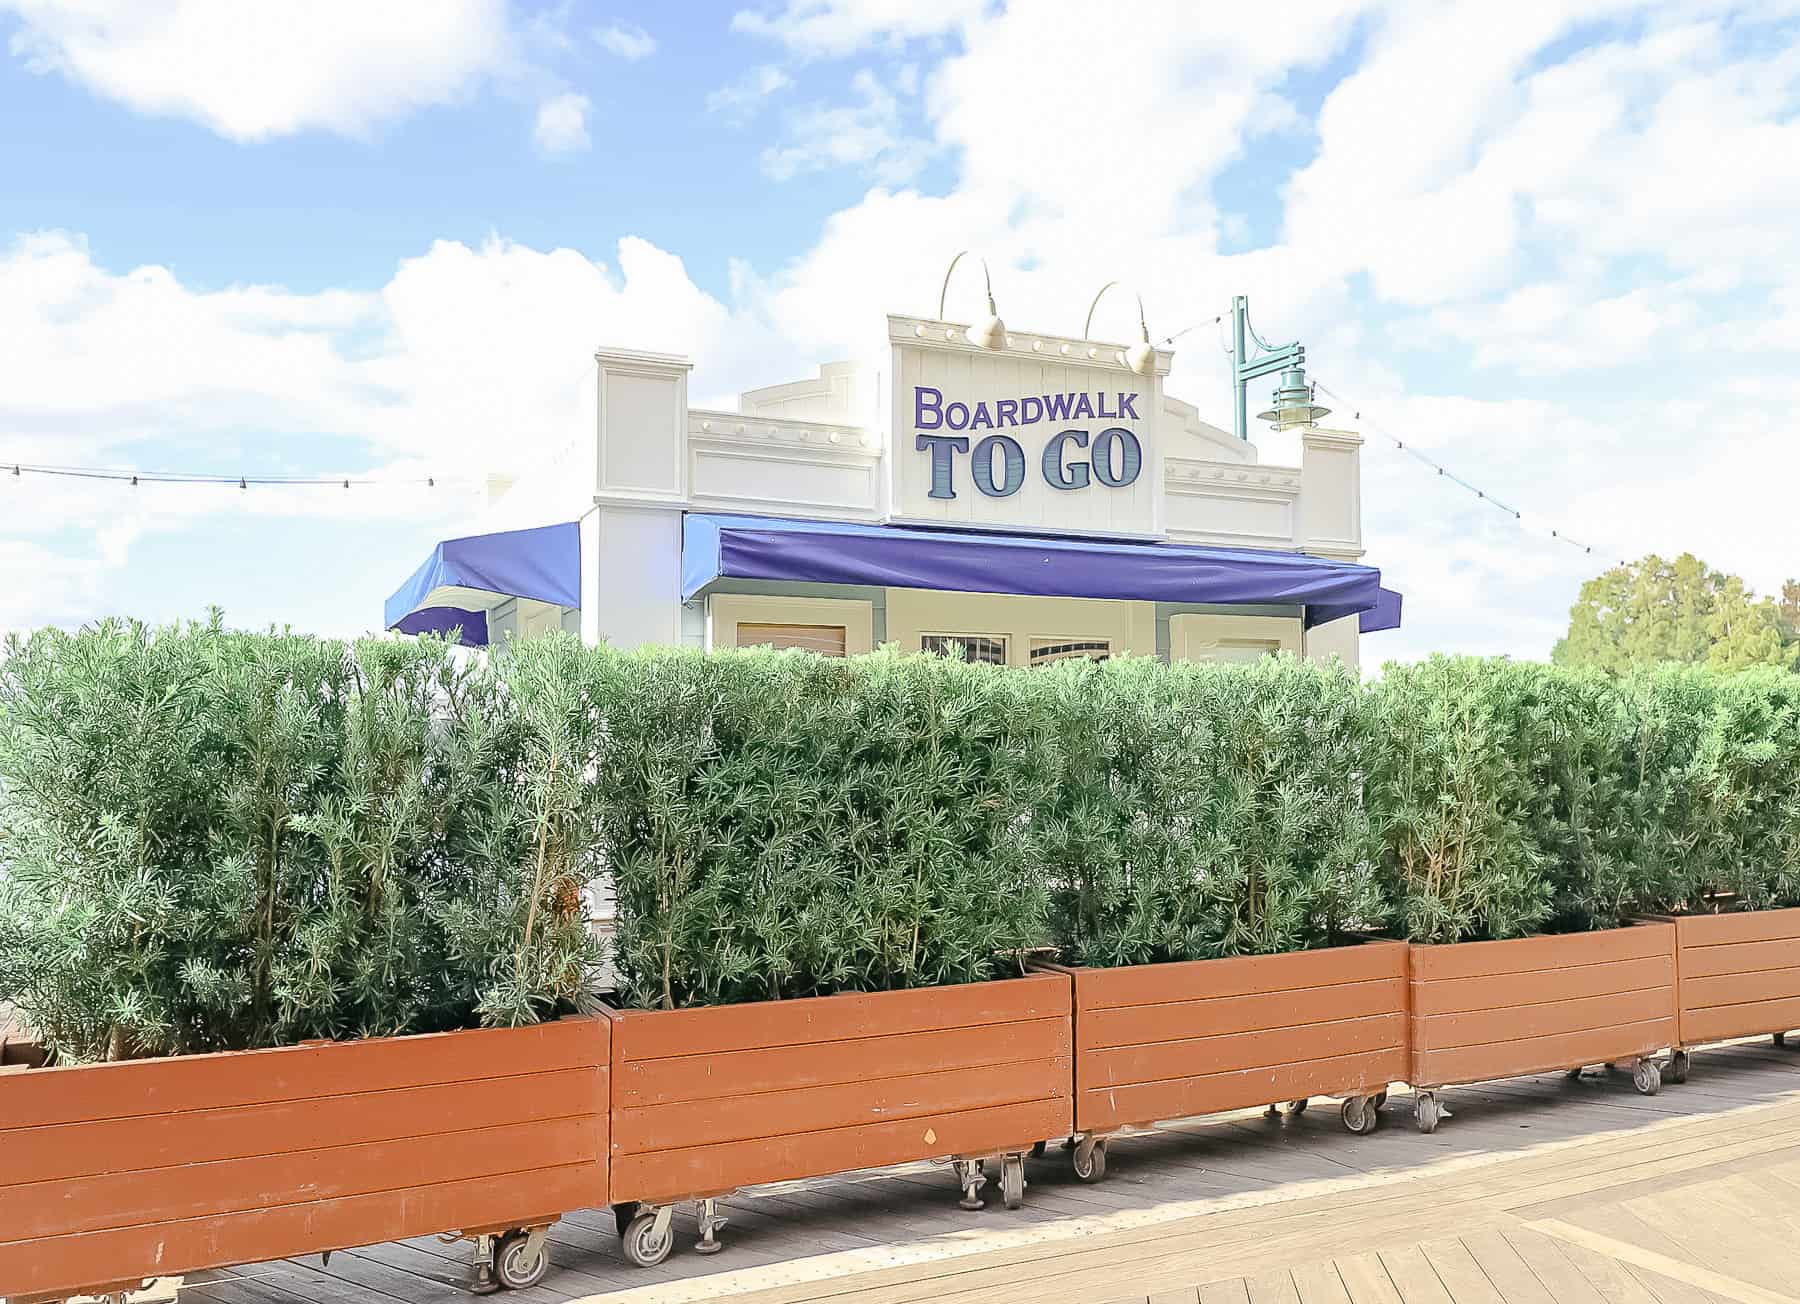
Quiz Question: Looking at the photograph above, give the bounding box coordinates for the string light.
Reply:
[0,462,466,489]
[1312,378,1625,568]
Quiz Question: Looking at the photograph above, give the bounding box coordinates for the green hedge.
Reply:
[0,620,598,1061]
[4,623,1799,1052]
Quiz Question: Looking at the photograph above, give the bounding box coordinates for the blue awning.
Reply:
[682,514,1402,631]
[385,521,580,646]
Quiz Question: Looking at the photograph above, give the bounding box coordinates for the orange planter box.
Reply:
[1671,907,1800,1048]
[1409,924,1677,1092]
[1050,942,1409,1137]
[0,1016,611,1303]
[604,973,1073,1206]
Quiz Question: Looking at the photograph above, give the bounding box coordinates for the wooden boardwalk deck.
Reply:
[181,1039,1800,1304]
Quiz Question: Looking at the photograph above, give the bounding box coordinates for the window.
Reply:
[737,622,848,656]
[921,633,1008,665]
[1028,637,1112,667]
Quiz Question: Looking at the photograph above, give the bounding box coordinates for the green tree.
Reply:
[1553,553,1796,673]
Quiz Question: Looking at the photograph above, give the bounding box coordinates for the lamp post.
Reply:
[938,251,1006,350]
[1083,281,1158,376]
[1231,295,1311,440]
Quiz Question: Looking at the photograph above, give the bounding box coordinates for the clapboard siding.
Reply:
[1675,907,1800,1046]
[606,973,1073,1204]
[1409,925,1677,1088]
[1061,942,1410,1133]
[0,1017,610,1303]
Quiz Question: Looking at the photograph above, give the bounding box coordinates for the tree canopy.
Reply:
[1554,553,1799,673]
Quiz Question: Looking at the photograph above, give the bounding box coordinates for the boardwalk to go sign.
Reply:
[187,1039,1800,1304]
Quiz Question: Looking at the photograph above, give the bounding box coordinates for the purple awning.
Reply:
[682,514,1402,631]
[385,521,579,647]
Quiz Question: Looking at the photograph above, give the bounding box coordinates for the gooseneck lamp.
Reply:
[938,251,1006,350]
[1083,280,1158,376]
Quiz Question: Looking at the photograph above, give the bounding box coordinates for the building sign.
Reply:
[887,315,1164,536]
[912,387,1144,499]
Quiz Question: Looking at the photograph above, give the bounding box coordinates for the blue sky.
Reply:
[3,0,1798,661]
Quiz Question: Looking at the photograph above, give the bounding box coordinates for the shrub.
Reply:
[0,619,596,1062]
[1614,666,1720,913]
[1364,656,1552,944]
[1038,654,1382,967]
[1693,667,1800,908]
[595,645,1055,1009]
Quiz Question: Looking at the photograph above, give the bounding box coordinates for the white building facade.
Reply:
[384,310,1399,669]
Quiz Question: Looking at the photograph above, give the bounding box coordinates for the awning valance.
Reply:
[681,514,1401,632]
[385,521,580,647]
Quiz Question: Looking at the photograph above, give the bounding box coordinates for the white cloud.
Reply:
[533,91,592,154]
[707,64,793,124]
[731,0,982,57]
[761,68,927,182]
[594,21,656,60]
[0,0,516,142]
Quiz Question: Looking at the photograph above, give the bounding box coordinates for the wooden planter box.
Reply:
[0,1016,610,1302]
[1669,906,1800,1061]
[1040,941,1408,1172]
[602,972,1072,1263]
[1407,924,1678,1131]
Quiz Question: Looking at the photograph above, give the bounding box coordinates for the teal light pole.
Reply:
[1231,295,1308,441]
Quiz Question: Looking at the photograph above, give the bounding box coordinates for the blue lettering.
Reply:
[914,386,944,430]
[1020,396,1044,425]
[1045,392,1074,422]
[969,401,994,431]
[1091,426,1142,488]
[1097,392,1116,420]
[1073,392,1095,421]
[1118,392,1140,420]
[972,435,1025,497]
[945,401,970,430]
[995,398,1019,427]
[916,433,968,499]
[1042,429,1091,491]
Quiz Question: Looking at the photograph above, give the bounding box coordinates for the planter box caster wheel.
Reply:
[695,1198,727,1255]
[492,1227,550,1290]
[1633,1058,1662,1096]
[1031,1140,1048,1159]
[621,1206,675,1268]
[1777,1032,1789,1049]
[1373,1089,1388,1110]
[1341,1095,1379,1135]
[1415,1092,1442,1134]
[1072,1136,1107,1183]
[1666,1050,1690,1085]
[1000,1154,1025,1210]
[953,1158,987,1210]
[612,1202,639,1237]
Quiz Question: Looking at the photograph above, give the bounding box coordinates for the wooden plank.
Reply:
[1291,1262,1352,1304]
[1414,989,1675,1053]
[1083,1047,1404,1132]
[1684,997,1800,1047]
[1676,909,1800,949]
[611,974,1070,1061]
[1197,1283,1247,1303]
[1083,980,1407,1052]
[1552,1237,1667,1304]
[1,1066,600,1186]
[613,1057,1066,1152]
[1678,939,1800,981]
[1089,1014,1405,1086]
[1412,1017,1676,1089]
[0,1163,599,1300]
[1246,1270,1303,1304]
[1077,944,1408,1012]
[1375,1246,1453,1304]
[1410,927,1672,983]
[1681,969,1800,1011]
[609,1095,1071,1203]
[1505,1228,1609,1303]
[1412,958,1674,1019]
[0,1016,606,1130]
[1459,1229,1556,1304]
[616,1017,1067,1107]
[1417,1239,1504,1304]
[0,1115,596,1241]
[1333,1253,1401,1304]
